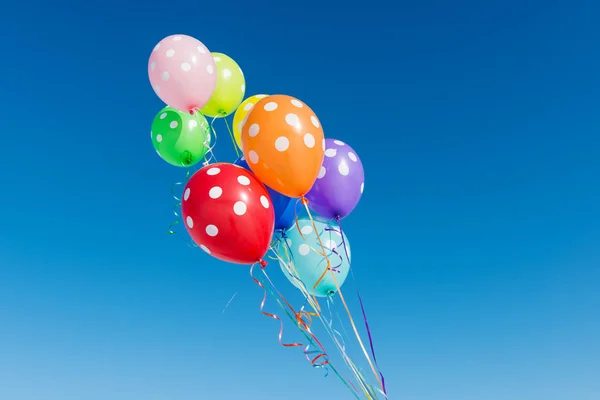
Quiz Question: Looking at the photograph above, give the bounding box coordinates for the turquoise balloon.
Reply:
[277,219,351,297]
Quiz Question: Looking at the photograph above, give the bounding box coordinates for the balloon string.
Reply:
[323,237,384,399]
[325,296,379,399]
[222,116,240,158]
[259,269,361,399]
[166,168,191,235]
[271,246,376,399]
[270,246,366,397]
[336,218,387,395]
[259,266,330,368]
[202,114,220,165]
[299,197,385,395]
[250,262,304,349]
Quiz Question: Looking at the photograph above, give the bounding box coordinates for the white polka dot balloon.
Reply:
[181,162,275,264]
[148,34,217,113]
[278,219,351,297]
[305,138,365,220]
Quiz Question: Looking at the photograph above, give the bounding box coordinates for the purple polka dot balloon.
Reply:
[305,139,365,220]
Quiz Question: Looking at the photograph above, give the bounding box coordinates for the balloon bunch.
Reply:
[148,34,385,399]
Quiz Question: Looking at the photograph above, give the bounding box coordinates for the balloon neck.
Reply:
[259,259,268,269]
[180,151,193,166]
[300,196,309,206]
[326,290,335,297]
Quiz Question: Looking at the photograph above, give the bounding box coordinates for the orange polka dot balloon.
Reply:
[241,95,325,198]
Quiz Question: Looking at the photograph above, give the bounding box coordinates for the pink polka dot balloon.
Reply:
[148,34,217,113]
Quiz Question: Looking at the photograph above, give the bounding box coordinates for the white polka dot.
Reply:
[303,133,315,148]
[205,224,218,236]
[189,119,198,129]
[348,152,358,162]
[285,113,300,127]
[237,176,251,185]
[311,115,320,128]
[291,99,303,107]
[207,167,220,175]
[286,238,292,246]
[184,188,190,201]
[360,182,364,193]
[156,134,163,143]
[154,85,161,94]
[324,240,336,250]
[209,186,223,199]
[275,136,289,152]
[322,139,326,151]
[169,121,178,129]
[237,122,243,133]
[257,95,268,99]
[301,225,313,235]
[160,112,167,119]
[233,201,247,215]
[317,166,326,179]
[207,65,214,74]
[241,84,245,92]
[264,102,278,111]
[200,244,211,254]
[173,35,182,41]
[325,149,337,157]
[298,244,310,256]
[334,140,345,146]
[248,123,259,137]
[153,43,161,51]
[248,150,259,164]
[186,216,194,228]
[166,49,175,57]
[260,195,269,208]
[162,71,170,81]
[214,56,222,62]
[223,68,232,78]
[150,61,156,71]
[181,62,191,72]
[197,46,207,54]
[338,162,350,176]
[243,102,254,111]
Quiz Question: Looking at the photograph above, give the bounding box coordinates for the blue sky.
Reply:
[1,0,599,399]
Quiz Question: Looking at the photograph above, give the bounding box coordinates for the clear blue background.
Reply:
[1,0,599,399]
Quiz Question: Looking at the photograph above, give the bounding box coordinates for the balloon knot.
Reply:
[259,259,268,269]
[301,197,309,206]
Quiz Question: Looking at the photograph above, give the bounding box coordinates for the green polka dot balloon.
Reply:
[151,106,211,167]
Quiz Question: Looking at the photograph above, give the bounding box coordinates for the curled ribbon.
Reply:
[258,264,330,369]
[250,261,303,349]
[272,246,378,399]
[166,168,191,235]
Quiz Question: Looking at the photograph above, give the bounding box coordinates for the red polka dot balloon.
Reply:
[181,162,275,264]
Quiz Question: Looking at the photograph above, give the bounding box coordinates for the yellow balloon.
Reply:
[232,94,269,150]
[201,53,246,118]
